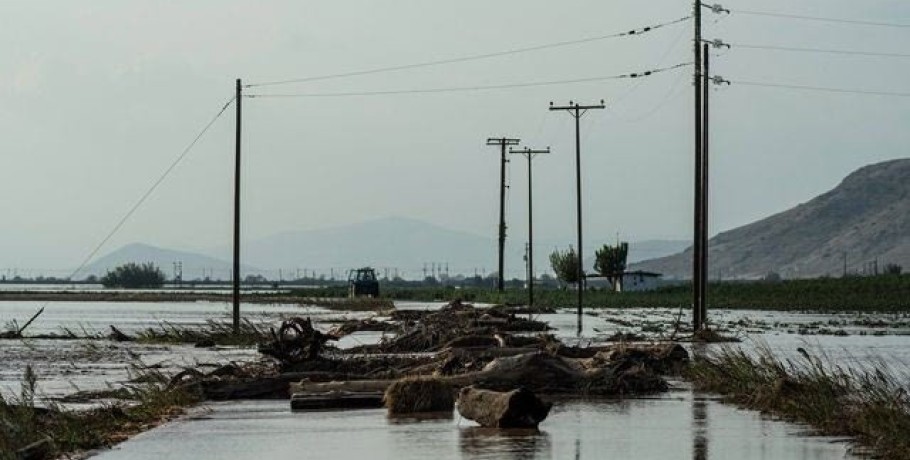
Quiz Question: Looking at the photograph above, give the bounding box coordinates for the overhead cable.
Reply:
[732,43,910,59]
[246,63,691,99]
[730,80,910,98]
[245,16,692,88]
[732,9,910,29]
[69,95,236,280]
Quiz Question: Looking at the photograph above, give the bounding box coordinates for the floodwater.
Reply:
[2,300,908,458]
[91,394,855,460]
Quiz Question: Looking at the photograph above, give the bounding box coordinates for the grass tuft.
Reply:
[687,345,910,459]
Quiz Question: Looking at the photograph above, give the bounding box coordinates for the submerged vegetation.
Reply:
[687,346,910,459]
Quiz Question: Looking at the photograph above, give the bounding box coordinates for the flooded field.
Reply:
[2,300,908,458]
[91,395,855,460]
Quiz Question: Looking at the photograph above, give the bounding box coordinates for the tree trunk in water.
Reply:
[456,386,551,428]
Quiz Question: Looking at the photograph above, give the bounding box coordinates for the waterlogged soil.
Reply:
[1,300,908,458]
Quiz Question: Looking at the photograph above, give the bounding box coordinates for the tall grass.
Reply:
[135,319,270,346]
[687,345,910,459]
[0,365,200,459]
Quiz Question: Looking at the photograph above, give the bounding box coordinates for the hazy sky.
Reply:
[2,0,909,272]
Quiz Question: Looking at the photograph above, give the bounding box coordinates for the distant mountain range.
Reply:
[84,217,687,280]
[80,243,254,279]
[634,158,910,279]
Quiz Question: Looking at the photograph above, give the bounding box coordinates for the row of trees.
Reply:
[549,242,629,291]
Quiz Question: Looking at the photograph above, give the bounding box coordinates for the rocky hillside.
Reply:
[634,159,910,279]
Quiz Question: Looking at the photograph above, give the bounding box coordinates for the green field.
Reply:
[365,275,910,312]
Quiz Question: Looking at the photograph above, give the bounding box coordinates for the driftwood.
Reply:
[291,350,672,397]
[0,307,45,339]
[201,377,291,400]
[258,317,337,364]
[291,391,384,411]
[16,436,54,460]
[108,325,135,342]
[456,386,551,428]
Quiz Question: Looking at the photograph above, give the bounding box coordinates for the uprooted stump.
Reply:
[258,317,337,365]
[384,376,454,415]
[457,386,551,428]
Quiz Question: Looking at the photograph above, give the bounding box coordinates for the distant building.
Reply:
[587,271,663,292]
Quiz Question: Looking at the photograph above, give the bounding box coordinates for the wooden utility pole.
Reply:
[692,0,705,332]
[487,137,520,291]
[549,101,605,335]
[700,43,711,328]
[509,146,550,311]
[232,78,242,334]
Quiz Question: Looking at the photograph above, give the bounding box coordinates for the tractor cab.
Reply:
[348,267,379,298]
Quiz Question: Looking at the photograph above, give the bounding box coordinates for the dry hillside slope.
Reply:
[634,158,910,279]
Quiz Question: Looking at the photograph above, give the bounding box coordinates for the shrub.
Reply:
[101,262,166,288]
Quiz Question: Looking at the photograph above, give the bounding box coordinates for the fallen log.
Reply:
[456,386,551,428]
[291,391,384,411]
[16,436,54,460]
[290,350,672,398]
[201,377,290,400]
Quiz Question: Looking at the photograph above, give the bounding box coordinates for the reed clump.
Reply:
[0,365,200,459]
[135,319,270,346]
[687,345,910,459]
[383,376,454,415]
[298,297,395,312]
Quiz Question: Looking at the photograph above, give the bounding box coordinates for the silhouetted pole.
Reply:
[510,146,550,310]
[701,43,711,326]
[692,0,705,332]
[233,78,242,334]
[549,101,605,335]
[487,137,520,291]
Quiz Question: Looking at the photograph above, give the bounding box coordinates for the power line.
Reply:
[245,16,691,88]
[733,9,910,29]
[732,43,910,59]
[69,95,236,280]
[246,63,691,99]
[729,80,910,98]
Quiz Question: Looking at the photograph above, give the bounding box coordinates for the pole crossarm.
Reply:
[509,147,551,158]
[549,101,606,116]
[486,137,521,146]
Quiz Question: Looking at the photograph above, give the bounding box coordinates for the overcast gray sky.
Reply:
[1,0,909,272]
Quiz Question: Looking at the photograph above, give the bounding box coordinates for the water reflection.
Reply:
[692,396,709,460]
[458,427,552,460]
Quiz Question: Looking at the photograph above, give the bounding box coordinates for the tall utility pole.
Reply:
[487,137,521,291]
[232,78,242,335]
[549,101,605,335]
[700,42,711,329]
[509,146,550,310]
[692,0,705,332]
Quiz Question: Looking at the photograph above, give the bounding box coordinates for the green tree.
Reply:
[549,246,580,287]
[101,262,166,288]
[594,242,629,292]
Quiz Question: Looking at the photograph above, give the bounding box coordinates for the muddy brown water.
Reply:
[2,300,907,458]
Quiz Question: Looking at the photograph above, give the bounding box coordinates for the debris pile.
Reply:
[258,317,338,365]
